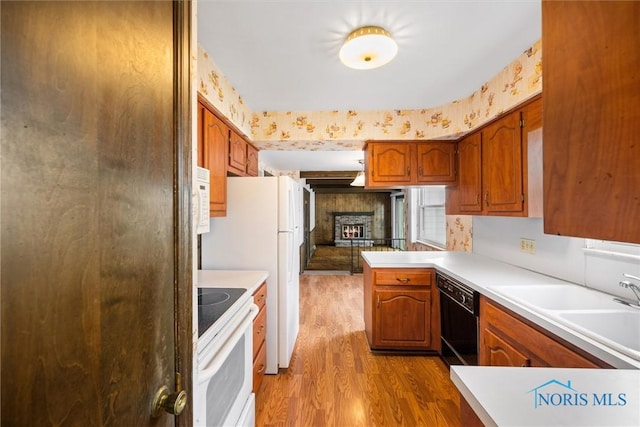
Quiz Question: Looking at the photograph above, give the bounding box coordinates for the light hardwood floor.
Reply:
[256,273,462,426]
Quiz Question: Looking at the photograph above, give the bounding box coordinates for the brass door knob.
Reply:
[152,385,187,417]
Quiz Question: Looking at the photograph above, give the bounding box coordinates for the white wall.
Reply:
[473,217,640,300]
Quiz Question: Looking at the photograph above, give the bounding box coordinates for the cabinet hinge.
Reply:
[521,193,525,203]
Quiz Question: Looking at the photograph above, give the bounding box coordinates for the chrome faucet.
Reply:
[619,273,640,305]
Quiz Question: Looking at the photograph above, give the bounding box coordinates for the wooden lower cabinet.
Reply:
[479,296,609,368]
[363,264,440,351]
[482,327,531,367]
[460,396,485,427]
[252,281,267,392]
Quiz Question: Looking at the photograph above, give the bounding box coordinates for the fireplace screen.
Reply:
[342,224,364,239]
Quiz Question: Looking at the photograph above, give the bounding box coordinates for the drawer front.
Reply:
[375,270,433,286]
[252,306,267,359]
[253,281,267,310]
[253,340,267,393]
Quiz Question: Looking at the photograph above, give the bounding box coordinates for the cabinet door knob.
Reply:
[377,295,380,308]
[484,192,490,206]
[396,278,410,283]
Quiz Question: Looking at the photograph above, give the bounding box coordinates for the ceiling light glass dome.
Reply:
[339,26,398,70]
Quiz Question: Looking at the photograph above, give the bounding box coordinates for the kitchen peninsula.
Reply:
[361,251,639,369]
[362,251,640,426]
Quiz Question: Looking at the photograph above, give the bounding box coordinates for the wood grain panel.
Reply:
[314,192,391,244]
[256,274,461,426]
[542,1,640,242]
[1,2,187,425]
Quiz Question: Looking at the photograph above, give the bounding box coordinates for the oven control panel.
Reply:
[436,274,477,314]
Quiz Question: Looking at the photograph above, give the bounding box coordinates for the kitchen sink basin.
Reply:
[488,284,622,311]
[488,283,640,361]
[557,310,640,358]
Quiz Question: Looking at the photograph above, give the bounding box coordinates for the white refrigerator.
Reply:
[201,176,300,374]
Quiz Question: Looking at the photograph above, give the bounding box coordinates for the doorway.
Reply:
[300,188,311,272]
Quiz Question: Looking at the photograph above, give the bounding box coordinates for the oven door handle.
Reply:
[198,303,259,384]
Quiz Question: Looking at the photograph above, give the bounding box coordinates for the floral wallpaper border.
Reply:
[198,40,542,150]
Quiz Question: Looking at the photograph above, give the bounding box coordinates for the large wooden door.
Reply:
[1,2,192,426]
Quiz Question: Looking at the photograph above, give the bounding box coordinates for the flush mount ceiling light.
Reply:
[339,26,398,70]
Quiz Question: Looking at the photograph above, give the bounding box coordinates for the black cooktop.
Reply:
[197,287,247,338]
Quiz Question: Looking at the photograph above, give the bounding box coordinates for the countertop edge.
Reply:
[197,269,269,295]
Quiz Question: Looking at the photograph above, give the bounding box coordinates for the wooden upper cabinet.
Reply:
[246,143,259,176]
[228,130,247,174]
[542,1,640,243]
[366,142,413,187]
[365,141,456,188]
[416,142,456,184]
[482,110,523,214]
[447,96,543,217]
[455,132,483,213]
[228,130,259,177]
[199,101,228,217]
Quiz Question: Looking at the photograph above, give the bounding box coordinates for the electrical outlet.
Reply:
[520,238,536,254]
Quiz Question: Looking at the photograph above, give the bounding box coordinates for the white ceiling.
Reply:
[197,0,541,171]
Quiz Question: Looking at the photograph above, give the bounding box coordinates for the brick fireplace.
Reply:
[334,212,373,247]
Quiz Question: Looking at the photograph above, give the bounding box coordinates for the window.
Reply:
[411,186,446,248]
[390,192,405,250]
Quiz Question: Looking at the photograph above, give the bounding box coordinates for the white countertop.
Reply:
[451,366,640,427]
[197,269,268,295]
[361,251,640,369]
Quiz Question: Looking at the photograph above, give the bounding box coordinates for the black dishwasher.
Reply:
[437,272,479,366]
